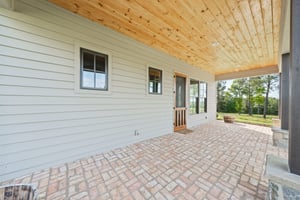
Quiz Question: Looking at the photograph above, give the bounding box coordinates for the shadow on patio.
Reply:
[0,121,287,200]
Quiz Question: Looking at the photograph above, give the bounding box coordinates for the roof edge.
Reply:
[215,65,279,81]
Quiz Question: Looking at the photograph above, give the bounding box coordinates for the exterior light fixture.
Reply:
[211,41,219,47]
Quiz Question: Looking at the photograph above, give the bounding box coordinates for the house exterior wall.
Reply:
[0,0,216,181]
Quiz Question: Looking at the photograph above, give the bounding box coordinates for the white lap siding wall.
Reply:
[0,0,216,180]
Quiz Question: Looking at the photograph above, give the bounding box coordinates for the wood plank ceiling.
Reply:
[49,0,281,76]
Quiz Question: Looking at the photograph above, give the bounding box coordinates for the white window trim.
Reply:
[146,64,164,96]
[199,81,208,113]
[74,41,112,95]
[189,78,200,115]
[188,77,208,115]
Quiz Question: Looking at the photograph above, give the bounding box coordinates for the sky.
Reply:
[224,79,279,98]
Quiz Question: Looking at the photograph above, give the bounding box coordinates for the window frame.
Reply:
[148,67,163,95]
[80,48,108,91]
[189,79,199,115]
[74,42,112,95]
[199,81,208,113]
[189,79,208,114]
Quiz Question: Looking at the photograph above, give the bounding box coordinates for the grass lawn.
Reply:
[217,113,278,127]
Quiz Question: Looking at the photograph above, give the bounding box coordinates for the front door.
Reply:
[174,74,187,131]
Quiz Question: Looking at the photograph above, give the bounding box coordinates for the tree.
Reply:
[224,91,237,113]
[228,76,266,116]
[244,77,265,116]
[253,95,265,114]
[268,97,279,115]
[217,81,227,112]
[251,78,265,114]
[216,74,279,117]
[229,78,246,114]
[261,74,279,118]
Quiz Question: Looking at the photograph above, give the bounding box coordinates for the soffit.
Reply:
[49,0,281,76]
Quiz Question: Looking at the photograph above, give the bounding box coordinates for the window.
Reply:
[199,82,207,113]
[81,48,108,90]
[190,79,199,114]
[189,80,208,114]
[148,67,162,94]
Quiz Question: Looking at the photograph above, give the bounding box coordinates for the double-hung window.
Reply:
[189,80,208,114]
[199,82,207,113]
[81,48,108,90]
[148,67,162,94]
[190,79,199,114]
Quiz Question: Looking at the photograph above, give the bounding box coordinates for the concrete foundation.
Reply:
[265,155,300,200]
[271,128,289,149]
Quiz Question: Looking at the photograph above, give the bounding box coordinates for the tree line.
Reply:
[217,74,279,118]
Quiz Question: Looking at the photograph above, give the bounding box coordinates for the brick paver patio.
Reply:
[0,121,287,200]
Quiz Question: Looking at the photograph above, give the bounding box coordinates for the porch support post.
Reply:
[280,53,289,130]
[289,0,300,175]
[278,73,282,120]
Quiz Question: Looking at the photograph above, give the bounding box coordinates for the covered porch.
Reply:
[44,0,300,179]
[1,0,300,199]
[0,122,287,199]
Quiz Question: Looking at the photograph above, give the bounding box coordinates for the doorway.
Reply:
[174,73,187,131]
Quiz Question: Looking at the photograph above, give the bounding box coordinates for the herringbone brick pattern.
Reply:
[0,122,287,199]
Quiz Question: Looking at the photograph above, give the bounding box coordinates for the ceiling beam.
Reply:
[215,65,279,81]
